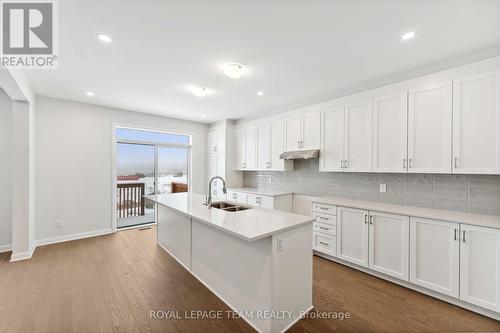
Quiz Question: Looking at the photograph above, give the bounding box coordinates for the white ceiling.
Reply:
[25,0,500,123]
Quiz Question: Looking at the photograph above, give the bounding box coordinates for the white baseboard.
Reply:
[0,244,12,253]
[35,228,115,247]
[10,245,36,262]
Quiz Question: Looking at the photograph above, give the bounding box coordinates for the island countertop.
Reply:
[145,193,314,241]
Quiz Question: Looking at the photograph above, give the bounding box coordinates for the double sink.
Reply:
[210,201,251,212]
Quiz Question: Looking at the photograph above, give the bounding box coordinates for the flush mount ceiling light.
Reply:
[221,63,247,79]
[86,91,95,97]
[257,91,264,96]
[401,31,415,40]
[201,114,206,118]
[190,85,209,97]
[97,33,112,43]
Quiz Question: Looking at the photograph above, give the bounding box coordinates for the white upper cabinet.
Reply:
[284,116,302,151]
[208,131,217,153]
[234,126,257,170]
[270,120,293,171]
[301,111,321,150]
[207,129,225,154]
[453,70,500,174]
[284,111,321,151]
[245,126,257,170]
[345,100,373,172]
[408,82,452,173]
[460,224,500,312]
[234,128,247,170]
[372,92,408,172]
[320,106,345,172]
[256,122,270,170]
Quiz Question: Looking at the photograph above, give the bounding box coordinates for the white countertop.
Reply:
[227,187,293,197]
[314,196,500,229]
[145,193,314,241]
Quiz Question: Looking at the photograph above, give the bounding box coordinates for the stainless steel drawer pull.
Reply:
[454,229,458,241]
[462,230,466,243]
[319,241,329,246]
[319,216,329,220]
[319,207,329,210]
[319,226,329,230]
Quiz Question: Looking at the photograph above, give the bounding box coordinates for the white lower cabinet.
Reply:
[460,224,500,312]
[226,190,292,212]
[336,207,369,267]
[247,194,273,209]
[368,211,409,281]
[409,217,460,297]
[315,205,500,316]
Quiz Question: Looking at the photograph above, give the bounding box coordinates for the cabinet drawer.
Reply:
[312,202,336,215]
[247,194,262,207]
[313,212,337,225]
[313,222,336,236]
[313,232,336,256]
[226,191,238,202]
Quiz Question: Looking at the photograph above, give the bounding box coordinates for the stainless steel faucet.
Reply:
[205,176,227,208]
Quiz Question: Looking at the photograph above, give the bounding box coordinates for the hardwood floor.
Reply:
[0,227,498,333]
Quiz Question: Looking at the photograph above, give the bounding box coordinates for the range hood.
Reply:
[279,149,319,160]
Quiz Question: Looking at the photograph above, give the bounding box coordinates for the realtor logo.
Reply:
[1,0,58,68]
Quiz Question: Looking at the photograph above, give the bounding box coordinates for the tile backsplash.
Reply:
[243,158,500,216]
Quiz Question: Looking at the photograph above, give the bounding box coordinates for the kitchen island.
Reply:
[145,193,314,333]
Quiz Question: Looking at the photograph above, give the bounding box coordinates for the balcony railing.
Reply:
[117,182,145,218]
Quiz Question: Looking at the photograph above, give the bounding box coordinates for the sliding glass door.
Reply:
[115,127,191,229]
[116,143,156,228]
[157,146,189,194]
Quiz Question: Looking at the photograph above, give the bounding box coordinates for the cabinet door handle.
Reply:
[409,158,413,168]
[344,160,348,168]
[369,215,373,225]
[454,157,459,169]
[454,229,458,241]
[319,226,329,230]
[319,207,329,211]
[403,158,406,169]
[319,241,329,246]
[214,147,217,152]
[462,230,466,243]
[364,214,368,224]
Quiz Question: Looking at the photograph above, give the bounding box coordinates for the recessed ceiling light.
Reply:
[257,91,264,96]
[201,114,206,118]
[401,31,415,40]
[190,85,208,97]
[86,91,95,97]
[221,63,247,79]
[97,33,112,43]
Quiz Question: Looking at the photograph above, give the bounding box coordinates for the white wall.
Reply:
[0,90,12,250]
[35,96,208,242]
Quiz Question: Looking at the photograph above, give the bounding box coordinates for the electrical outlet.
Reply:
[379,184,387,193]
[56,219,63,228]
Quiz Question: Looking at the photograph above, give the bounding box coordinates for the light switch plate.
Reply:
[379,184,387,193]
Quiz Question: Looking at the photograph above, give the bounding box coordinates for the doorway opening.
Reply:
[115,127,191,229]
